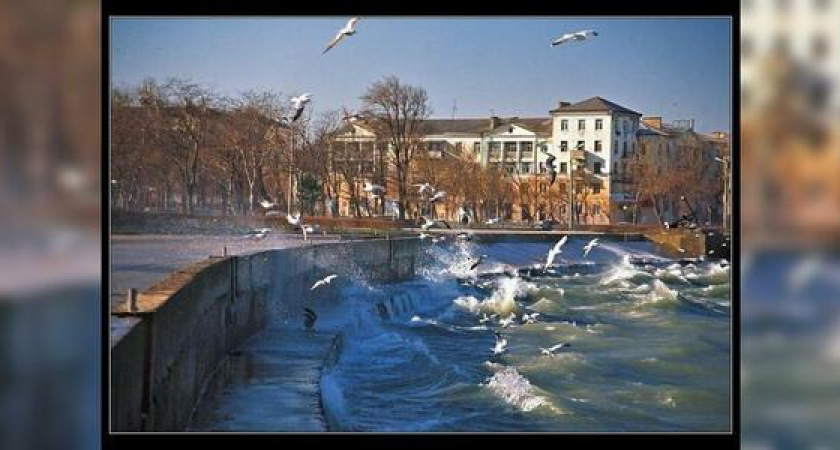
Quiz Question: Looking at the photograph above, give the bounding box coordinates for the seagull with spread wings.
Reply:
[552,29,599,46]
[323,17,359,54]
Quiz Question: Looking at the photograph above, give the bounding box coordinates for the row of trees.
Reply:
[111,75,723,225]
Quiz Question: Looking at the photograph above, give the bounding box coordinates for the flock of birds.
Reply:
[251,18,601,333]
[481,234,599,358]
[258,17,600,223]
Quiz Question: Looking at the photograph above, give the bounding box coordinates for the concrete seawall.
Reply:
[110,238,419,432]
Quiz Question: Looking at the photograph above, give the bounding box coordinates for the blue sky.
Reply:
[111,17,732,133]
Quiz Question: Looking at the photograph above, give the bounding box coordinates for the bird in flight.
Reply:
[260,198,276,209]
[323,17,359,55]
[413,183,435,196]
[492,331,508,355]
[287,212,302,227]
[522,312,541,324]
[469,255,486,271]
[544,236,568,270]
[311,274,338,291]
[582,238,599,258]
[540,342,569,356]
[429,191,447,203]
[499,313,517,329]
[363,181,386,198]
[485,218,500,225]
[291,93,312,122]
[551,30,599,46]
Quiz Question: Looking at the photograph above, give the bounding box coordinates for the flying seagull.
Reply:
[544,235,568,270]
[260,199,276,209]
[420,216,451,230]
[492,331,508,355]
[413,183,435,196]
[552,30,599,46]
[469,255,486,271]
[311,274,338,291]
[485,218,500,225]
[522,312,541,324]
[582,238,599,258]
[323,17,359,55]
[287,212,302,227]
[429,191,447,203]
[499,313,516,329]
[540,342,569,356]
[303,307,318,330]
[291,93,312,122]
[363,181,386,198]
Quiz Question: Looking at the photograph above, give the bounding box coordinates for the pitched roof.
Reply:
[341,117,552,136]
[550,96,641,116]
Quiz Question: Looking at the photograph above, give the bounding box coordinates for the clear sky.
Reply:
[111,17,732,133]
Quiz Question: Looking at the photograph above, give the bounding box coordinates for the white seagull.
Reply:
[429,191,447,203]
[259,199,276,209]
[310,274,338,291]
[492,332,508,355]
[540,342,569,356]
[287,212,302,227]
[363,181,386,198]
[544,236,569,270]
[522,312,541,324]
[552,30,599,47]
[413,183,435,196]
[485,218,500,225]
[499,313,517,328]
[323,17,359,55]
[582,238,599,258]
[291,93,312,122]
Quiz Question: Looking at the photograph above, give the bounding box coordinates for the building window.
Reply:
[489,142,502,159]
[631,142,635,153]
[504,142,517,159]
[594,140,602,152]
[592,204,601,215]
[595,119,603,130]
[539,162,546,173]
[593,183,601,194]
[578,119,585,130]
[520,141,533,158]
[474,142,481,153]
[613,162,618,173]
[576,141,585,150]
[505,164,516,175]
[521,163,532,174]
[622,141,628,157]
[455,142,463,153]
[560,162,568,173]
[560,141,568,152]
[615,123,621,136]
[560,119,569,131]
[539,184,547,193]
[594,162,602,174]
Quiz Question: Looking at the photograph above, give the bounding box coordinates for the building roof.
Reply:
[550,96,642,116]
[341,117,552,136]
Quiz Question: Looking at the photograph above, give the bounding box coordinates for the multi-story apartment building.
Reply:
[332,97,725,225]
[548,97,641,224]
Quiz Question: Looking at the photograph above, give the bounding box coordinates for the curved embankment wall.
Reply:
[110,238,419,432]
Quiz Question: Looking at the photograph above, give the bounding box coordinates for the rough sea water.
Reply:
[313,237,732,432]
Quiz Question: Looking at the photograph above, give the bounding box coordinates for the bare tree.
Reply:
[360,75,431,220]
[155,78,217,214]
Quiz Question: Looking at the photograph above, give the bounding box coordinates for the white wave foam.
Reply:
[484,367,561,413]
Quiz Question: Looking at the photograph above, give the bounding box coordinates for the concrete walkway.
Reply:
[188,323,339,432]
[109,233,338,308]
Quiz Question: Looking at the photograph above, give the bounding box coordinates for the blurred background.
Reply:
[0,1,100,449]
[740,0,840,448]
[0,0,838,447]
